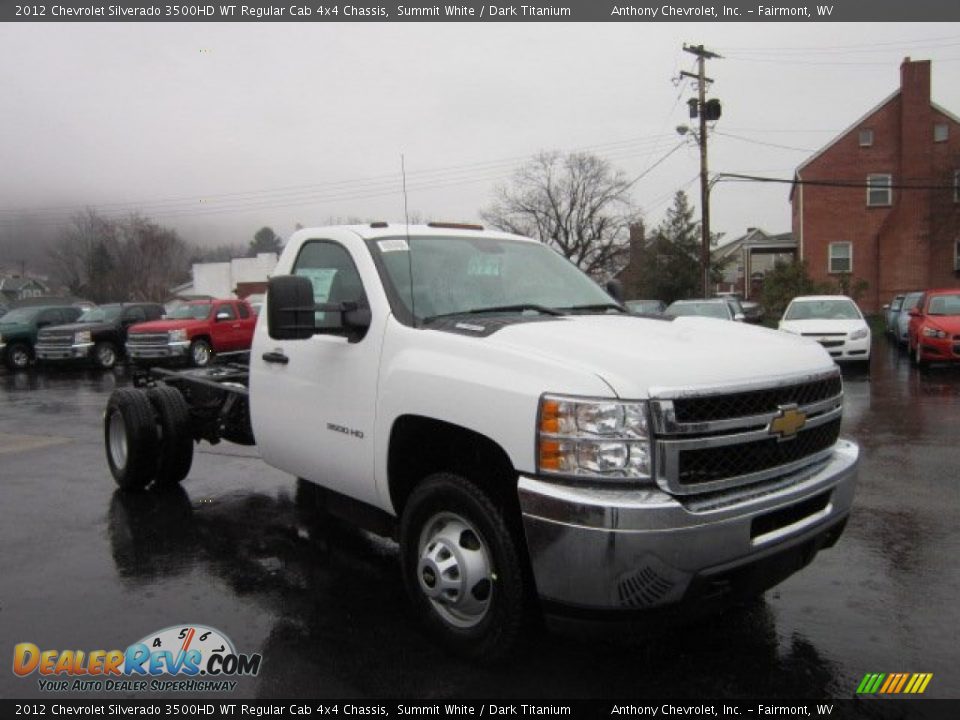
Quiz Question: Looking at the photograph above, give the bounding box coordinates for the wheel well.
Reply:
[190,334,212,345]
[388,415,518,515]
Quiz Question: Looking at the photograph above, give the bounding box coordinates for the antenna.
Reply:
[401,154,416,325]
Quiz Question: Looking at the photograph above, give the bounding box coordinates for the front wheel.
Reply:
[92,341,119,370]
[399,473,527,663]
[189,339,212,367]
[5,342,33,370]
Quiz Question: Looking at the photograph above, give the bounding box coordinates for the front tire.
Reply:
[189,339,212,367]
[105,389,159,490]
[400,473,527,663]
[92,341,119,370]
[5,341,33,370]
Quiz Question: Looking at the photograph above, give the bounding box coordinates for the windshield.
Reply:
[927,293,960,315]
[902,294,922,311]
[167,304,212,320]
[78,305,122,323]
[0,307,41,324]
[374,236,617,322]
[784,299,861,320]
[665,302,731,320]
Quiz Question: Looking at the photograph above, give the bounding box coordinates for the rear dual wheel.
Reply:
[104,386,194,490]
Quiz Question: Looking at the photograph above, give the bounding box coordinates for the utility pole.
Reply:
[680,44,721,297]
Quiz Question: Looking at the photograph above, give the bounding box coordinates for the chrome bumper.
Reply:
[126,341,189,359]
[518,439,859,611]
[35,343,93,360]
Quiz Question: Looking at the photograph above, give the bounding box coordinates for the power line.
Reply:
[716,34,960,53]
[715,173,958,190]
[713,131,815,153]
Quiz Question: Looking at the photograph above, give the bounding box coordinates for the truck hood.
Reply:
[0,321,30,338]
[38,321,113,336]
[480,314,835,397]
[128,319,206,333]
[778,318,868,336]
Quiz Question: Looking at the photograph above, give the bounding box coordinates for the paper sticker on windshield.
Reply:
[378,239,409,253]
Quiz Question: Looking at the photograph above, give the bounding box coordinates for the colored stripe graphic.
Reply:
[857,673,932,694]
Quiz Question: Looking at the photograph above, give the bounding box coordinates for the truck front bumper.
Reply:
[126,342,189,360]
[518,439,858,614]
[35,343,94,360]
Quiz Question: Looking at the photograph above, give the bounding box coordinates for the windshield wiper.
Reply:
[421,304,565,324]
[557,303,627,314]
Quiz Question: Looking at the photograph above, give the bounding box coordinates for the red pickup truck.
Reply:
[126,299,256,367]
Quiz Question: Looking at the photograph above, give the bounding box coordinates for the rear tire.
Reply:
[105,389,159,491]
[5,341,32,370]
[147,385,194,486]
[92,341,119,370]
[399,472,527,663]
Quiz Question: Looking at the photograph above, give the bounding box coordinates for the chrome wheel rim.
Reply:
[417,512,493,629]
[98,345,116,368]
[11,348,29,368]
[108,410,128,471]
[192,343,210,366]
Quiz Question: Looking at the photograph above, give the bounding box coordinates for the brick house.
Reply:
[791,58,960,313]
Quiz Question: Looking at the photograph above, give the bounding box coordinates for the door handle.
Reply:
[232,323,241,328]
[262,351,289,365]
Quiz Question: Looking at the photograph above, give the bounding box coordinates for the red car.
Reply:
[126,299,256,367]
[907,288,960,368]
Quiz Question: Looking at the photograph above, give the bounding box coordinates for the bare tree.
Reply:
[481,151,641,278]
[48,210,191,302]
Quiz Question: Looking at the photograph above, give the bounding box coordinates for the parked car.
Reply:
[883,294,905,336]
[35,302,165,369]
[907,289,960,368]
[717,292,763,323]
[896,291,923,347]
[664,298,743,321]
[778,295,870,366]
[126,298,256,367]
[0,304,85,370]
[625,299,665,315]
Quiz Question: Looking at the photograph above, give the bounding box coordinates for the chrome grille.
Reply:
[651,370,843,495]
[127,333,169,346]
[670,374,842,425]
[36,331,74,348]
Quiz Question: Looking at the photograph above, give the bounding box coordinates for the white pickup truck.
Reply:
[104,223,859,661]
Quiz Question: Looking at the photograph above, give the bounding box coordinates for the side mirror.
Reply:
[267,275,316,340]
[882,304,890,310]
[908,308,921,317]
[215,311,231,322]
[605,279,625,304]
[734,312,746,322]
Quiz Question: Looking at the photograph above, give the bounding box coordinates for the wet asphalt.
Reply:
[1,338,958,701]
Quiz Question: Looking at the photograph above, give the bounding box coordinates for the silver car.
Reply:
[896,291,923,347]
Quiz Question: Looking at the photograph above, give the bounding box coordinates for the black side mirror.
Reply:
[605,279,625,304]
[267,275,316,340]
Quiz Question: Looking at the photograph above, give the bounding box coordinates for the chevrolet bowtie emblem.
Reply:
[769,405,807,440]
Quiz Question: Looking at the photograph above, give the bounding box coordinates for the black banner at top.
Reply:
[3,0,960,22]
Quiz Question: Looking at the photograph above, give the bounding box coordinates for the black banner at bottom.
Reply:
[2,699,958,720]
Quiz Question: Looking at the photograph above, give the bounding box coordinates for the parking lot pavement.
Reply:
[1,343,958,700]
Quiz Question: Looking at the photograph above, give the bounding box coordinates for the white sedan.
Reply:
[779,295,871,366]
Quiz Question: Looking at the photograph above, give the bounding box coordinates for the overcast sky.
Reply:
[2,21,959,259]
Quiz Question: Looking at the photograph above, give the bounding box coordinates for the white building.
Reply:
[171,253,278,300]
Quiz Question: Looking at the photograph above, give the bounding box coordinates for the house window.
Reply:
[859,129,874,147]
[866,174,892,207]
[828,242,852,274]
[934,123,949,143]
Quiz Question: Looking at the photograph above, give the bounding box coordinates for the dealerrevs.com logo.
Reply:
[13,624,262,693]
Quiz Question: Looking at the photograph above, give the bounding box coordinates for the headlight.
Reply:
[537,395,652,481]
[849,327,869,340]
[922,326,947,339]
[74,330,92,344]
[169,329,188,342]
